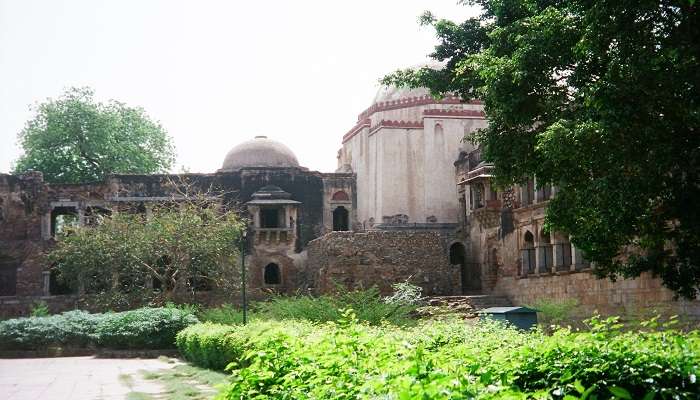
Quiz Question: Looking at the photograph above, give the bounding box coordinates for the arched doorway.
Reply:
[449,243,481,294]
[264,263,281,285]
[332,206,349,231]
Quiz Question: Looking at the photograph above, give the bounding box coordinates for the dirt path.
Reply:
[0,356,175,400]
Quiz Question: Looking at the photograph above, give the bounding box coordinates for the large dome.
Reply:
[220,136,299,171]
[373,61,444,104]
[373,86,431,104]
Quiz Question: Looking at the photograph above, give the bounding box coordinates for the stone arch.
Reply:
[435,122,444,135]
[332,206,349,231]
[449,242,481,294]
[264,263,281,285]
[538,228,553,272]
[331,190,350,201]
[522,230,536,275]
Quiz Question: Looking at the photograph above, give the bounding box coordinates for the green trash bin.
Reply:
[478,306,539,330]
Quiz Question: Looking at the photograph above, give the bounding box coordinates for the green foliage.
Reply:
[383,1,700,298]
[48,197,245,301]
[13,87,175,184]
[29,300,50,317]
[176,323,245,370]
[512,316,700,399]
[255,286,418,325]
[0,310,105,349]
[198,304,244,325]
[95,307,199,349]
[0,306,197,350]
[179,316,699,399]
[528,298,579,327]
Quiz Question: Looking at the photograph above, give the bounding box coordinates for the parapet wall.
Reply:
[308,230,460,296]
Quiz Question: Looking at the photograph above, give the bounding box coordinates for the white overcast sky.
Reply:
[0,0,479,174]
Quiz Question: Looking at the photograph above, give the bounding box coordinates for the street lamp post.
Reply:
[240,230,247,325]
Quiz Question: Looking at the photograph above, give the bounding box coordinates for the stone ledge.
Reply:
[0,347,179,359]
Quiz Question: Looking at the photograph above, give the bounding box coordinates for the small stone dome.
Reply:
[220,136,299,171]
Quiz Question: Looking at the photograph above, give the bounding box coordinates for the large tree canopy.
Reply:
[13,87,175,184]
[384,0,700,298]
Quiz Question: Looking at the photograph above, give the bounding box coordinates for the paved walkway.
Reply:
[0,356,174,400]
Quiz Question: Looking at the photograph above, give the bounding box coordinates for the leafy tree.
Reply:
[14,87,175,183]
[384,1,700,298]
[48,190,245,302]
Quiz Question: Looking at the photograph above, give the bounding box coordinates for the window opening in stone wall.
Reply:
[333,206,349,231]
[555,237,573,271]
[51,206,79,237]
[522,231,536,275]
[264,263,281,285]
[49,267,73,295]
[0,254,17,296]
[435,123,443,136]
[261,208,282,228]
[538,230,553,273]
[331,191,350,201]
[449,243,480,294]
[471,184,484,209]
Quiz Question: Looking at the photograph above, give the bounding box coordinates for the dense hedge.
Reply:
[178,314,700,399]
[0,307,198,350]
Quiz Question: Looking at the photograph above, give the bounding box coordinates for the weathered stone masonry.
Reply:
[308,231,460,296]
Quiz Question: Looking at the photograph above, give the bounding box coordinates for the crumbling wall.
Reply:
[308,231,460,296]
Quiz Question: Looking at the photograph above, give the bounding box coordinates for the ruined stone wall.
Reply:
[0,173,48,298]
[492,271,700,320]
[308,231,460,296]
[461,188,700,320]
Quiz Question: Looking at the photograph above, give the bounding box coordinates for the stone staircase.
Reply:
[420,294,513,319]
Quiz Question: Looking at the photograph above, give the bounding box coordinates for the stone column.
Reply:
[77,207,86,227]
[41,213,52,240]
[552,241,562,273]
[572,244,586,270]
[42,271,50,296]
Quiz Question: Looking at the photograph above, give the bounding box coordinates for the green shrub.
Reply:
[511,316,700,399]
[528,298,579,327]
[176,323,243,370]
[198,304,244,325]
[0,306,197,350]
[29,300,50,317]
[180,313,699,399]
[0,310,104,349]
[256,286,418,325]
[96,307,198,349]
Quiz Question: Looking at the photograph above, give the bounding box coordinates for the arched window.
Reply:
[264,263,281,285]
[333,206,349,231]
[435,123,444,136]
[521,231,536,275]
[331,191,350,201]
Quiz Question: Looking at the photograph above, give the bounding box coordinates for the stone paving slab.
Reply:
[0,356,175,400]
